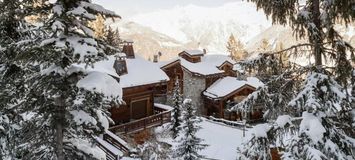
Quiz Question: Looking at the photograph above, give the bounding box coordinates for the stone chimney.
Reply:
[113,53,128,75]
[122,40,135,59]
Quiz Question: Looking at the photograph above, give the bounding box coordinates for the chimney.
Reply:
[153,55,159,63]
[122,40,135,59]
[203,49,207,55]
[113,54,128,75]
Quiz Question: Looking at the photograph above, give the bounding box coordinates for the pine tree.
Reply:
[13,1,122,159]
[226,34,247,61]
[174,99,207,160]
[234,0,355,159]
[104,26,121,55]
[106,26,120,48]
[0,0,40,158]
[171,79,183,139]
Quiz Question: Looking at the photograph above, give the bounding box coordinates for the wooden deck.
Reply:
[109,109,171,134]
[95,104,172,160]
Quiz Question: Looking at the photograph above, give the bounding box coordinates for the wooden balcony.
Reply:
[109,104,172,134]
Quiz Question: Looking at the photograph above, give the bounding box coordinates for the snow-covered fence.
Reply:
[207,116,253,129]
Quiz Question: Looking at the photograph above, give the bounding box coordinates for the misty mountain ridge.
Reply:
[109,2,355,61]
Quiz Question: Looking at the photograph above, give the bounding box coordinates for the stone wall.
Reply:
[183,70,206,115]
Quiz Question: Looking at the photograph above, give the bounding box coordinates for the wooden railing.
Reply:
[95,130,132,160]
[103,133,129,154]
[109,110,171,134]
[96,142,119,160]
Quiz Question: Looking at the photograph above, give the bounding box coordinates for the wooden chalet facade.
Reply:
[156,49,265,122]
[95,41,170,125]
[158,50,242,115]
[203,76,264,122]
[110,82,168,124]
[159,59,184,94]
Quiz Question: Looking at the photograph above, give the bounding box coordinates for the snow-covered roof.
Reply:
[77,71,122,98]
[157,53,236,76]
[181,54,236,76]
[94,55,169,88]
[182,49,205,56]
[203,76,264,99]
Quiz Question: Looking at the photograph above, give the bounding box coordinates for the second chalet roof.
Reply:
[158,54,236,76]
[181,50,205,56]
[91,55,169,88]
[181,54,236,76]
[203,76,264,99]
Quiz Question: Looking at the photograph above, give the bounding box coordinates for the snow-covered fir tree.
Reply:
[234,0,355,159]
[104,26,121,55]
[0,0,40,158]
[171,79,183,139]
[226,34,247,61]
[139,136,170,160]
[105,26,120,48]
[174,99,207,160]
[13,1,122,159]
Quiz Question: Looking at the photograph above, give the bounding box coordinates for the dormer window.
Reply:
[178,50,205,63]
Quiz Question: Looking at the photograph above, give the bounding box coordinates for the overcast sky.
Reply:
[93,0,239,18]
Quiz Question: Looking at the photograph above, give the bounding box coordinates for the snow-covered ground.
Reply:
[156,118,252,160]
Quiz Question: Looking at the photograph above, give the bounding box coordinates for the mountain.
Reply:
[109,20,199,60]
[109,2,354,61]
[109,1,271,59]
[130,2,271,53]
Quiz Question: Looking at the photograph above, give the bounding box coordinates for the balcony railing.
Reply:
[109,104,172,134]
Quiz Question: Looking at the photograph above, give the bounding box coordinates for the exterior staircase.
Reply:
[95,103,173,160]
[95,130,132,160]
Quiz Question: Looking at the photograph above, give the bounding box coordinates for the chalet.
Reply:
[202,76,264,121]
[158,50,239,114]
[92,41,170,124]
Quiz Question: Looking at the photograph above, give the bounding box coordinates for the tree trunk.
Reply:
[312,0,323,66]
[55,122,64,160]
[54,97,65,160]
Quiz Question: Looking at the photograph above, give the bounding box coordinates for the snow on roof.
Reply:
[203,76,264,99]
[181,54,236,76]
[94,55,169,88]
[157,54,236,76]
[183,49,205,56]
[154,103,174,111]
[77,71,122,98]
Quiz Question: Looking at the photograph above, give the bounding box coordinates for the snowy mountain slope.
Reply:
[109,3,354,61]
[109,20,199,60]
[129,2,271,53]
